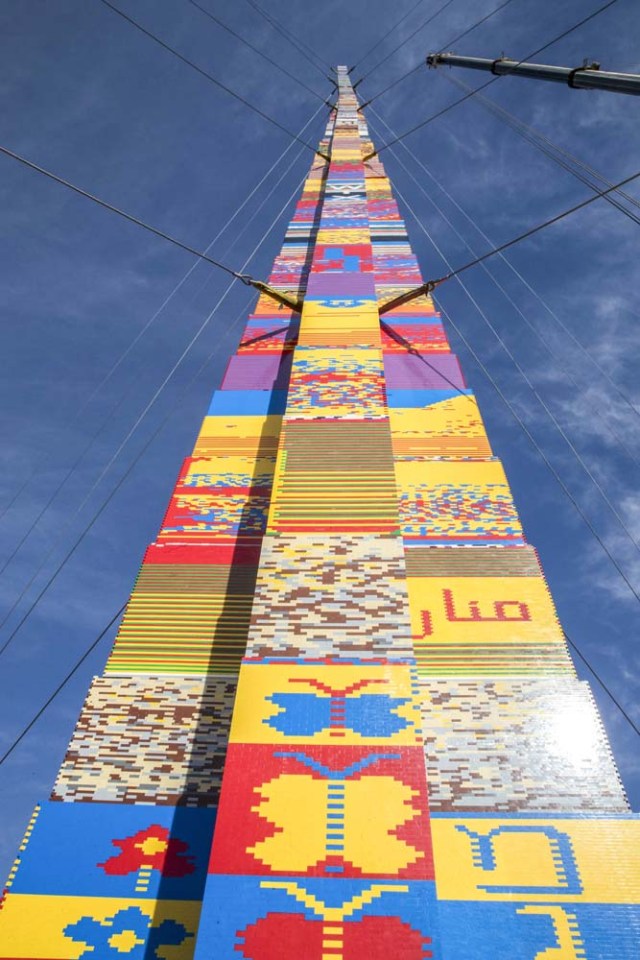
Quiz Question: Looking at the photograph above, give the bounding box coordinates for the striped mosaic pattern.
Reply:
[1,66,637,960]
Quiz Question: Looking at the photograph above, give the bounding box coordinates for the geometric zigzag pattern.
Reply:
[0,66,637,960]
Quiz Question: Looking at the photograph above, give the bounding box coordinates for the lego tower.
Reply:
[0,67,637,960]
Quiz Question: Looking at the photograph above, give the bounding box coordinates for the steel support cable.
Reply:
[363,0,519,104]
[443,73,640,226]
[362,63,424,108]
[383,151,640,556]
[357,0,457,86]
[97,0,325,157]
[435,0,521,55]
[377,166,640,312]
[0,171,308,657]
[434,297,640,607]
[0,292,256,768]
[0,101,326,524]
[563,630,640,739]
[0,142,309,314]
[245,0,331,73]
[445,73,640,212]
[351,0,429,73]
[367,0,621,157]
[185,0,327,102]
[0,604,126,769]
[370,106,640,422]
[369,110,640,464]
[243,0,331,78]
[6,585,639,778]
[0,139,314,583]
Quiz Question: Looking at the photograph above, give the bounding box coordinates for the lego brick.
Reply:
[383,354,466,391]
[209,744,433,879]
[51,676,236,806]
[407,574,565,652]
[206,391,287,417]
[158,455,274,545]
[403,545,541,577]
[221,354,293,390]
[389,394,492,458]
[193,876,438,960]
[106,560,258,674]
[285,347,388,420]
[245,536,413,661]
[193,414,282,457]
[418,679,628,812]
[228,663,422,746]
[437,902,640,959]
[6,803,215,900]
[431,813,640,903]
[0,894,201,960]
[395,459,524,544]
[266,421,399,535]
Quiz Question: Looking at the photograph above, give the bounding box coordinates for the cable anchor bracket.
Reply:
[378,279,439,316]
[244,277,304,313]
[568,59,601,88]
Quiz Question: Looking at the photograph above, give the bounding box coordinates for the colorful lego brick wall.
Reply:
[0,82,324,960]
[1,67,637,960]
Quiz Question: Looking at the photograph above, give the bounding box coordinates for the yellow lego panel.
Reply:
[181,456,275,487]
[0,895,201,959]
[301,301,380,321]
[389,397,492,458]
[316,228,371,244]
[229,663,421,745]
[407,576,564,646]
[193,415,282,457]
[395,458,523,543]
[431,816,640,904]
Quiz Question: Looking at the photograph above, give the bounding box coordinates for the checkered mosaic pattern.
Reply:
[1,66,637,960]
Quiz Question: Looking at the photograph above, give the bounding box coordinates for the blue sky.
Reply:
[0,0,638,877]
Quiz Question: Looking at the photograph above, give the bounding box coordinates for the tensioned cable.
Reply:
[563,630,640,738]
[380,166,640,304]
[362,0,520,103]
[0,291,257,769]
[0,100,327,523]
[362,63,424,108]
[0,138,315,582]
[443,73,640,227]
[185,0,327,102]
[369,106,640,421]
[384,151,640,557]
[436,0,521,54]
[392,166,640,597]
[0,141,313,301]
[5,573,639,776]
[243,0,332,79]
[380,320,478,402]
[357,0,457,86]
[367,0,621,156]
[0,603,126,768]
[351,0,429,73]
[369,108,640,463]
[97,0,324,156]
[245,0,331,72]
[0,170,309,657]
[434,298,640,606]
[446,73,640,212]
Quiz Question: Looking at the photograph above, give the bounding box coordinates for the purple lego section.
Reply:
[221,354,294,391]
[305,274,377,297]
[383,354,467,391]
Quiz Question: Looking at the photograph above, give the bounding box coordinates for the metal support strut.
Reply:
[426,52,640,96]
[378,280,439,316]
[239,276,304,313]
